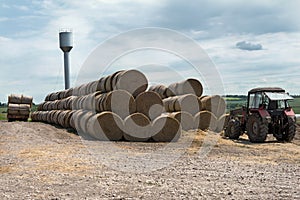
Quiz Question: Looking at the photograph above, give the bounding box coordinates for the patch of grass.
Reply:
[0,107,7,120]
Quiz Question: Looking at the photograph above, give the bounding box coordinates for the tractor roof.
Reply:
[248,87,285,93]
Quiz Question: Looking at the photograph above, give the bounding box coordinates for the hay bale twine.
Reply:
[123,113,151,142]
[200,95,226,118]
[168,79,203,97]
[216,113,230,132]
[113,69,148,97]
[194,111,217,131]
[151,116,181,142]
[168,111,194,131]
[86,111,123,141]
[135,91,163,120]
[102,90,136,119]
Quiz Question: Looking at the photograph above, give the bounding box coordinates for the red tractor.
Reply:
[225,87,296,143]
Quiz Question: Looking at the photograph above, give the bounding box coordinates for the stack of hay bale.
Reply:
[148,79,227,132]
[32,69,227,142]
[7,94,33,122]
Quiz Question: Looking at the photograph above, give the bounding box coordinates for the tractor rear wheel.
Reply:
[225,119,241,139]
[283,117,296,142]
[246,114,268,143]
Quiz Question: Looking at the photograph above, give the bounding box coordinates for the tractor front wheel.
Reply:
[225,119,241,139]
[246,114,268,143]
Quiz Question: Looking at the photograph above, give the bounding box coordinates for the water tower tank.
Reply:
[59,30,73,52]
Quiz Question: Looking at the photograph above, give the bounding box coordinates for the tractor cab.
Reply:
[247,87,294,117]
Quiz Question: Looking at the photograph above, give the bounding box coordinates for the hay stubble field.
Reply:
[0,121,299,199]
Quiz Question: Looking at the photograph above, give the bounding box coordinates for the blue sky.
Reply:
[0,0,300,103]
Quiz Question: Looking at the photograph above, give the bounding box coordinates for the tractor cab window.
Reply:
[249,93,262,109]
[278,100,286,109]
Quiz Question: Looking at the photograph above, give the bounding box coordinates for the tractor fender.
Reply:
[258,109,270,118]
[284,108,295,117]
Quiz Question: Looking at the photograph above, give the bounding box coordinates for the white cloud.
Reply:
[236,41,262,51]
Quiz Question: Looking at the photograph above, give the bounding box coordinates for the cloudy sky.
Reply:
[1,0,300,103]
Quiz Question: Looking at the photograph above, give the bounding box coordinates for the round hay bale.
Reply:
[21,95,33,105]
[111,70,125,88]
[216,113,230,132]
[83,92,102,111]
[45,93,51,101]
[42,101,51,111]
[86,112,124,141]
[168,111,194,131]
[105,75,113,92]
[102,90,136,119]
[135,91,163,120]
[113,69,148,97]
[47,110,56,123]
[168,79,203,97]
[151,116,181,142]
[194,111,217,131]
[8,94,22,104]
[71,110,88,132]
[37,102,45,111]
[123,113,151,142]
[65,88,73,98]
[96,77,106,92]
[163,94,201,115]
[58,91,65,100]
[200,95,226,118]
[174,94,201,115]
[50,92,60,101]
[64,110,76,128]
[148,85,171,99]
[57,110,66,127]
[52,110,62,125]
[87,80,98,94]
[79,111,96,134]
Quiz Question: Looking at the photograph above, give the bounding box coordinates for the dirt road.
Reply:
[0,121,299,199]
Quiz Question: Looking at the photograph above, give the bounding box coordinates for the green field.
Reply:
[225,96,300,114]
[0,107,7,120]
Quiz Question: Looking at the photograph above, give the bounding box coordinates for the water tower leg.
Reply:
[64,52,70,89]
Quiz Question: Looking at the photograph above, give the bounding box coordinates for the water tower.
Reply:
[59,29,73,89]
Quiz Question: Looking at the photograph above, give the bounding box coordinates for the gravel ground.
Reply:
[0,121,299,199]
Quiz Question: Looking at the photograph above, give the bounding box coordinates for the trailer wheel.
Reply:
[246,114,268,143]
[225,119,241,139]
